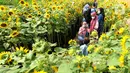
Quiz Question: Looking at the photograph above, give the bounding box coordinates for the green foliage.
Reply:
[0,0,130,73]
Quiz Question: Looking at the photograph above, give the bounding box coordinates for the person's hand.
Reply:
[87,29,90,33]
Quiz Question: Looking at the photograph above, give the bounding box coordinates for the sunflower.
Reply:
[38,11,41,16]
[16,16,20,26]
[93,66,97,71]
[11,27,17,30]
[10,30,19,38]
[68,39,76,45]
[28,14,33,18]
[45,9,49,13]
[123,3,128,8]
[7,58,12,63]
[0,51,12,64]
[118,28,125,34]
[68,49,74,55]
[24,12,28,15]
[51,66,58,73]
[91,30,98,37]
[128,13,130,17]
[34,6,39,10]
[94,47,101,53]
[111,24,116,30]
[57,6,61,10]
[8,11,14,16]
[120,35,129,50]
[19,0,25,5]
[121,49,128,55]
[32,0,37,5]
[49,2,52,6]
[0,22,8,28]
[110,4,113,6]
[15,47,29,53]
[0,52,10,60]
[119,55,125,67]
[87,45,95,52]
[115,31,119,36]
[32,2,37,5]
[8,17,12,22]
[99,33,108,41]
[108,66,116,70]
[54,1,58,4]
[44,13,50,19]
[33,70,47,73]
[117,14,121,19]
[75,55,83,63]
[60,6,63,10]
[52,6,56,10]
[106,6,110,8]
[66,12,71,17]
[24,2,29,7]
[0,5,6,11]
[2,14,7,20]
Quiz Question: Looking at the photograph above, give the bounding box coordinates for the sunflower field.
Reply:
[0,0,130,73]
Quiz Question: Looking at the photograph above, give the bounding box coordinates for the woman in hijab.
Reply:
[82,4,92,26]
[97,8,105,38]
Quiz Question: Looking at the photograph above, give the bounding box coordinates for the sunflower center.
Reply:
[38,12,41,14]
[11,27,17,30]
[1,7,4,10]
[47,15,49,17]
[55,2,57,4]
[28,15,32,18]
[61,7,63,9]
[35,7,38,10]
[26,4,28,6]
[1,23,7,27]
[12,32,17,35]
[9,12,13,16]
[20,1,24,4]
[33,3,36,5]
[24,12,28,15]
[52,7,56,10]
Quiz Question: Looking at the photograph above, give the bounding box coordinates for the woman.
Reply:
[90,11,99,32]
[82,3,92,26]
[97,8,105,38]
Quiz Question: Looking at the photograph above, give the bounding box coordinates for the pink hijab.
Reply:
[90,12,98,32]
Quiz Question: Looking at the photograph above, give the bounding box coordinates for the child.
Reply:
[91,0,98,13]
[79,38,90,56]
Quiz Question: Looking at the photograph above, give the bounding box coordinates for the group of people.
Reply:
[78,0,105,56]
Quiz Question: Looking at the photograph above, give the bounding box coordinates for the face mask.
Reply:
[92,16,95,19]
[97,11,100,14]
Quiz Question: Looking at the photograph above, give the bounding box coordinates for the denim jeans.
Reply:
[78,35,84,41]
[80,44,88,56]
